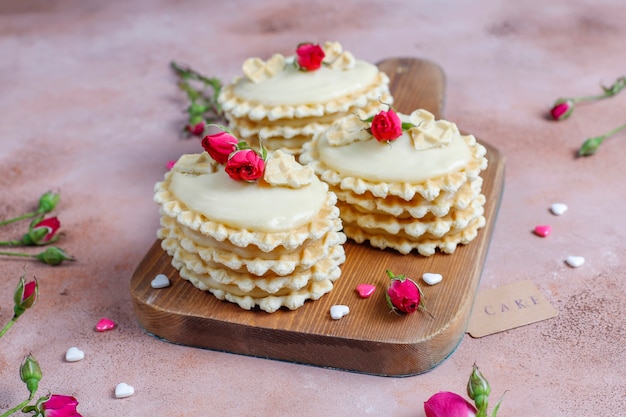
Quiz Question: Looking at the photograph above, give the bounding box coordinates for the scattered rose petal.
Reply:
[550,203,568,216]
[422,273,443,286]
[355,284,376,298]
[151,274,170,289]
[95,317,116,332]
[566,255,585,268]
[115,382,134,399]
[65,347,85,362]
[533,225,552,237]
[330,305,350,320]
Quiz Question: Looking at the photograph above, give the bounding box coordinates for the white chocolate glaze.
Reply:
[317,130,473,183]
[169,168,327,233]
[233,60,379,106]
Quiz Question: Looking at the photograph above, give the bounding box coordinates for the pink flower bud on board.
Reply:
[201,131,238,164]
[296,43,325,71]
[424,391,477,417]
[385,270,421,314]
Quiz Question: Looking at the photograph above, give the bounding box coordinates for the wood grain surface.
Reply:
[130,58,505,376]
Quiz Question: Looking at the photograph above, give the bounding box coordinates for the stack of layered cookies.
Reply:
[154,42,488,312]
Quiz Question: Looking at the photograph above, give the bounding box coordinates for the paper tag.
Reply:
[467,280,557,338]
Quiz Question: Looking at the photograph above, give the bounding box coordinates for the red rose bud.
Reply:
[296,42,325,71]
[424,391,477,417]
[13,275,38,318]
[225,149,266,182]
[186,121,205,137]
[201,131,239,164]
[467,363,491,413]
[41,394,83,417]
[20,353,43,397]
[549,98,574,121]
[37,191,60,214]
[35,246,75,266]
[371,109,403,142]
[21,217,61,245]
[385,269,423,314]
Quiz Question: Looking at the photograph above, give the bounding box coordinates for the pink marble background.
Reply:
[1,1,625,416]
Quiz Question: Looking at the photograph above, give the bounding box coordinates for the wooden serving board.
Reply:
[131,58,505,376]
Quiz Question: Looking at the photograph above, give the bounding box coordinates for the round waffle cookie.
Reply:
[300,108,488,255]
[218,41,392,155]
[154,151,346,313]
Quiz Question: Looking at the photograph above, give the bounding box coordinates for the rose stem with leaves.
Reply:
[170,61,224,129]
[0,191,60,227]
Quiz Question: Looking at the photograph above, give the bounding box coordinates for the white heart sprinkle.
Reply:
[422,272,443,285]
[566,256,585,268]
[151,274,170,289]
[115,382,135,399]
[550,203,568,216]
[65,347,85,362]
[330,305,350,320]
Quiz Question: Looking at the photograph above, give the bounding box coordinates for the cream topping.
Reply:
[317,126,473,183]
[169,168,327,232]
[233,60,379,106]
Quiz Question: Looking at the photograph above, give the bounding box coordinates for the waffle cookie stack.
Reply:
[218,41,392,155]
[301,109,488,256]
[154,151,346,313]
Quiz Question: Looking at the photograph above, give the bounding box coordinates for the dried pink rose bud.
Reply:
[424,391,477,417]
[41,394,83,417]
[549,99,574,121]
[21,217,61,245]
[371,108,403,142]
[385,269,428,314]
[296,42,325,71]
[201,131,239,165]
[225,149,266,182]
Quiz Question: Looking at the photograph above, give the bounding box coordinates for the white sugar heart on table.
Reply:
[422,273,443,285]
[115,382,135,399]
[65,347,85,362]
[550,203,568,216]
[566,255,585,268]
[330,305,350,320]
[151,273,170,289]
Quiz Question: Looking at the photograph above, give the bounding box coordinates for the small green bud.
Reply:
[35,247,75,266]
[467,363,491,413]
[578,136,604,157]
[20,353,42,397]
[37,191,60,214]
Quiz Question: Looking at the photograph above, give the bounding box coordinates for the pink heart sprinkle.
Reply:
[95,317,116,332]
[533,225,552,237]
[356,284,376,298]
[166,160,177,170]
